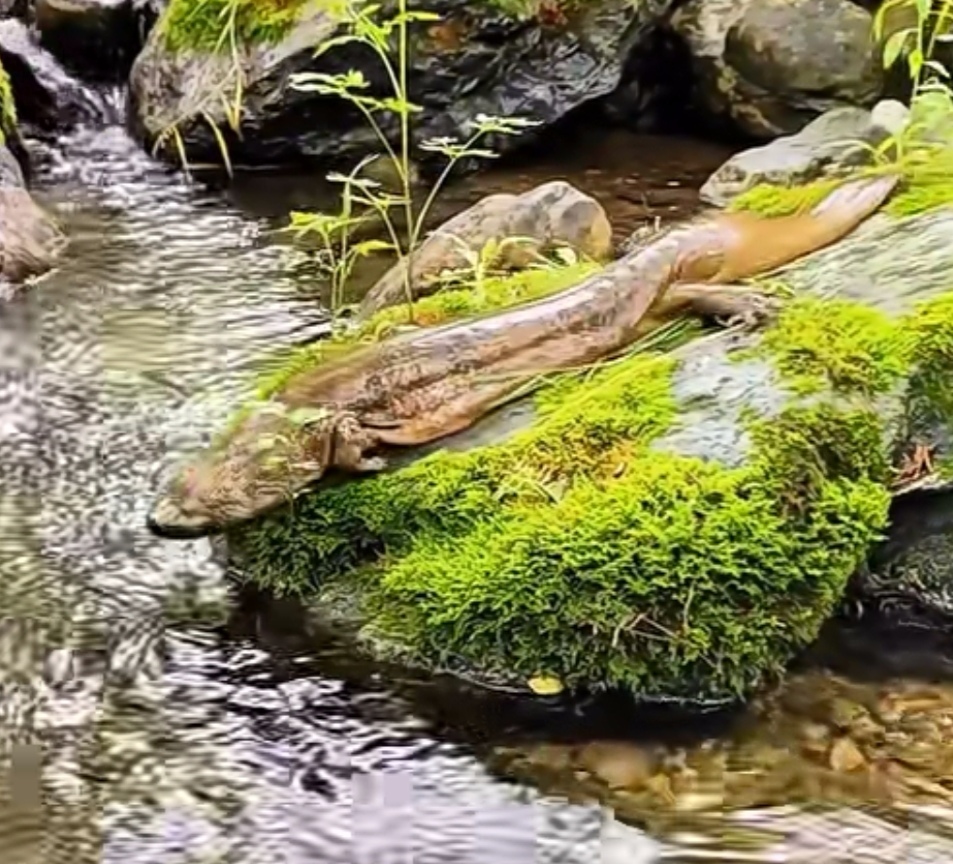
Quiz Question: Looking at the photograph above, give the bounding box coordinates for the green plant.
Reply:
[289,0,540,317]
[864,0,953,163]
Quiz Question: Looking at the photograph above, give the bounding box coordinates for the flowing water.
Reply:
[5,92,953,863]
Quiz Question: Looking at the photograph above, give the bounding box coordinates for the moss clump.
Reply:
[754,297,912,397]
[371,417,888,697]
[0,60,15,146]
[159,0,307,52]
[729,148,953,221]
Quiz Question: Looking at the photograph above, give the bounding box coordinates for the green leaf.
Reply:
[882,28,913,70]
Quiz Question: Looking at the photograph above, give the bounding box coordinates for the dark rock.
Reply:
[671,0,884,140]
[128,0,677,173]
[0,18,115,132]
[0,0,31,19]
[858,491,953,624]
[35,0,142,81]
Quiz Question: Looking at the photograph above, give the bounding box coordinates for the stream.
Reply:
[6,95,953,864]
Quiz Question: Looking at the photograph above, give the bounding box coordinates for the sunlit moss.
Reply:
[729,147,953,220]
[159,0,308,52]
[754,297,911,396]
[0,60,16,146]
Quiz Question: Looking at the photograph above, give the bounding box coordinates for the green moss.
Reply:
[0,60,15,146]
[159,0,307,52]
[729,148,953,221]
[754,297,912,397]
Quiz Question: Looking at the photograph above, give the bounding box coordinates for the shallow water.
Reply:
[5,107,953,863]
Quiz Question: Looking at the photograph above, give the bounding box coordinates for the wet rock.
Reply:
[700,103,897,207]
[861,491,953,622]
[829,737,866,772]
[0,18,113,132]
[577,741,654,789]
[0,0,31,19]
[0,144,66,293]
[671,0,883,141]
[128,0,677,173]
[35,0,143,81]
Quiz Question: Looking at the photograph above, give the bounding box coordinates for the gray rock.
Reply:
[672,0,883,141]
[128,0,677,173]
[35,0,143,81]
[700,104,896,207]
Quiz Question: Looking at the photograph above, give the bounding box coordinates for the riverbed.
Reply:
[5,101,953,863]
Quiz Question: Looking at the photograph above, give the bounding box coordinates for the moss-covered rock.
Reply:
[222,224,953,704]
[159,0,308,52]
[129,0,677,170]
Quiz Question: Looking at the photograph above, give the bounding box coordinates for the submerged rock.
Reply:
[34,0,144,81]
[0,18,113,132]
[671,0,883,140]
[128,0,676,172]
[859,491,953,623]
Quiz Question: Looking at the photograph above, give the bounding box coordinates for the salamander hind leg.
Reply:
[667,282,782,330]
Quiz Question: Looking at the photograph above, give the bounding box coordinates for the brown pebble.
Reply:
[830,737,866,772]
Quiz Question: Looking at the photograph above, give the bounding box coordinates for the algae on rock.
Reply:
[159,0,309,52]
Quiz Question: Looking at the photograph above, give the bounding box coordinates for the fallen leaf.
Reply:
[528,675,564,696]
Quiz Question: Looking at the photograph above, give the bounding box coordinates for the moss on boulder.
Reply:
[158,0,309,52]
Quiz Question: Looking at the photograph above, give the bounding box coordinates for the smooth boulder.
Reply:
[699,103,898,207]
[358,180,613,318]
[128,0,677,171]
[671,0,883,140]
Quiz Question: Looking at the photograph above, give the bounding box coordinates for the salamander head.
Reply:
[147,404,336,539]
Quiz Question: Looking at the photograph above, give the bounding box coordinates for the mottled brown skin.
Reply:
[148,174,899,537]
[358,180,614,319]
